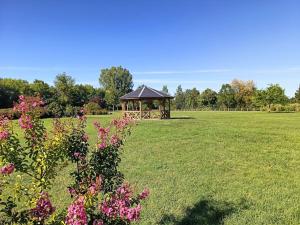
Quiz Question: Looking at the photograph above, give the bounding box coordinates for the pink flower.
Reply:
[138,188,150,200]
[98,142,107,150]
[0,163,15,175]
[82,134,89,142]
[68,187,77,197]
[66,197,88,225]
[31,192,55,221]
[18,115,33,129]
[101,183,145,222]
[19,95,25,101]
[110,135,120,146]
[0,130,9,140]
[93,219,104,225]
[73,152,81,158]
[88,176,102,195]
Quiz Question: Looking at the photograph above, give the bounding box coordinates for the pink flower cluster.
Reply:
[66,196,88,225]
[88,176,102,195]
[30,192,55,221]
[77,109,87,121]
[94,117,133,151]
[13,95,44,113]
[138,188,150,200]
[18,115,33,129]
[110,134,120,147]
[0,163,15,175]
[101,183,148,222]
[111,117,132,131]
[0,117,10,141]
[92,219,104,225]
[94,122,110,150]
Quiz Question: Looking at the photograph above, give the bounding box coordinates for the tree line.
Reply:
[173,79,300,111]
[1,66,300,115]
[0,66,133,117]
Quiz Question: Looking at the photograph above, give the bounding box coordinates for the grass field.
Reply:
[17,111,300,224]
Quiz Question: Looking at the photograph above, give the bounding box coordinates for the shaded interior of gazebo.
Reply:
[120,86,173,120]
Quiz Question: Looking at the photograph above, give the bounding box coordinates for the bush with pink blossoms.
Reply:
[0,95,149,225]
[63,114,149,225]
[0,96,72,224]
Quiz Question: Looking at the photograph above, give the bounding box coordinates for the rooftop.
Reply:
[120,86,173,100]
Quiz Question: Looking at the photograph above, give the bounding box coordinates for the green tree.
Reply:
[200,88,218,108]
[30,79,54,103]
[174,85,185,109]
[162,85,169,93]
[218,84,236,109]
[99,66,133,110]
[0,78,31,108]
[264,84,288,106]
[70,84,96,106]
[54,73,75,106]
[295,85,300,103]
[185,88,200,109]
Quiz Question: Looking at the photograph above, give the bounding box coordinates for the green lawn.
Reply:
[23,112,300,224]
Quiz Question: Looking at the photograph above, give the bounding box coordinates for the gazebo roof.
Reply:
[120,86,173,100]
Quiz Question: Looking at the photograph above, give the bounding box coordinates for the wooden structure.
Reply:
[120,86,174,120]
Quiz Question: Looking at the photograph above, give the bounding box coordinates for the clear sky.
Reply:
[1,0,300,96]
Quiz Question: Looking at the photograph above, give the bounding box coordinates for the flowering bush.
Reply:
[0,95,149,225]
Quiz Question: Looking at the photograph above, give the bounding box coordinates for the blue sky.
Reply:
[1,0,300,96]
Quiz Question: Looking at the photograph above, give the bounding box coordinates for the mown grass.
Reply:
[13,112,300,224]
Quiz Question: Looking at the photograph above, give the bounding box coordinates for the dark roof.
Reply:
[120,86,173,100]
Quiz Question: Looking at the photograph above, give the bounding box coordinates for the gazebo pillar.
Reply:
[139,100,142,120]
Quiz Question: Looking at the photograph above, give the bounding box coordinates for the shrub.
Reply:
[0,108,20,119]
[84,102,108,115]
[47,102,65,117]
[0,95,149,224]
[65,105,81,117]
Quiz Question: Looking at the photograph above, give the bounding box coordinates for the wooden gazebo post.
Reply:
[139,100,142,120]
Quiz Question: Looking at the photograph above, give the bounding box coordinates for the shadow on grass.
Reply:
[159,198,248,225]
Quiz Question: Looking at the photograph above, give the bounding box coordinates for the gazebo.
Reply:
[120,86,174,120]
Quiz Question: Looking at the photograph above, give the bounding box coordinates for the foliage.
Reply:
[162,85,169,93]
[99,66,133,109]
[63,112,148,224]
[184,88,200,109]
[0,95,149,224]
[199,88,218,108]
[231,79,256,109]
[0,95,70,224]
[47,102,65,118]
[217,84,236,109]
[264,84,288,106]
[174,85,185,110]
[54,73,76,106]
[84,102,108,115]
[295,85,300,103]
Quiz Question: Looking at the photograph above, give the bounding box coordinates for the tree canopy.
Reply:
[99,66,133,109]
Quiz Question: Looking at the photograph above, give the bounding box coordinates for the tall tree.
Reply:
[185,88,200,109]
[200,88,218,107]
[99,66,133,110]
[231,79,256,109]
[295,85,300,103]
[0,78,31,108]
[264,84,288,106]
[54,73,75,106]
[70,84,97,107]
[30,79,54,103]
[162,85,169,93]
[218,84,236,109]
[174,85,185,109]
